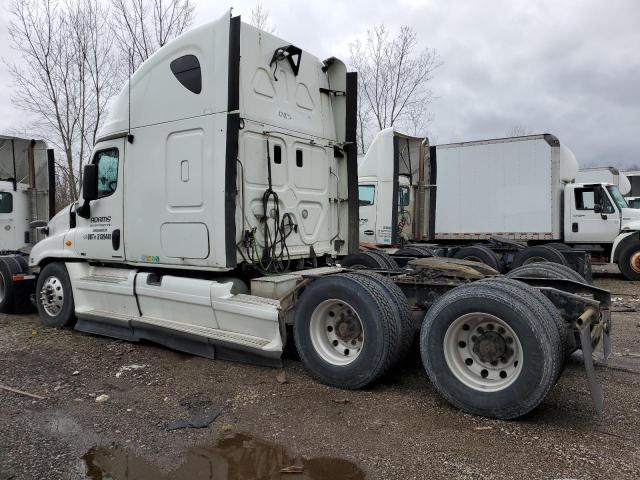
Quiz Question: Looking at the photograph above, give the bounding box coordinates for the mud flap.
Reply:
[578,321,604,415]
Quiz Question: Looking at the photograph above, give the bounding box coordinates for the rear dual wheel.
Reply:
[0,255,32,313]
[512,245,568,268]
[507,262,589,284]
[341,250,399,271]
[420,279,562,419]
[294,273,405,389]
[452,245,503,273]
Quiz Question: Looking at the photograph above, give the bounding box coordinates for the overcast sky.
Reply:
[1,0,638,168]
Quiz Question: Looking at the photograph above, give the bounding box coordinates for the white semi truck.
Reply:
[0,136,55,311]
[26,14,611,419]
[358,128,640,281]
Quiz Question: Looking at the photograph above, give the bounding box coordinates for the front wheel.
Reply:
[618,241,640,281]
[35,262,76,328]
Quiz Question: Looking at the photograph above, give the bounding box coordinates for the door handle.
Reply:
[112,229,121,250]
[364,230,374,235]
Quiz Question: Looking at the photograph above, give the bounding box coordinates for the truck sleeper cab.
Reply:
[29,15,611,420]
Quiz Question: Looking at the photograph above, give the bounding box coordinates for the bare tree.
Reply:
[111,0,195,71]
[249,1,276,33]
[350,25,441,153]
[7,0,115,200]
[506,124,534,137]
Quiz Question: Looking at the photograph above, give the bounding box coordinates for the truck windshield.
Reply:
[398,186,410,207]
[0,192,13,213]
[606,185,628,210]
[628,198,640,209]
[358,185,375,206]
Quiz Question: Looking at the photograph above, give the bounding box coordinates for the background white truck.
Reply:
[576,166,632,198]
[358,128,640,280]
[622,170,640,208]
[0,136,55,311]
[24,14,611,419]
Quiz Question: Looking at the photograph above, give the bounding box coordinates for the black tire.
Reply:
[544,243,571,251]
[35,262,76,328]
[507,262,589,284]
[420,281,562,419]
[340,251,388,269]
[396,246,427,257]
[0,257,21,313]
[453,245,502,272]
[349,271,414,365]
[479,278,569,368]
[367,250,400,271]
[293,273,400,389]
[617,241,640,281]
[512,245,568,268]
[414,245,437,256]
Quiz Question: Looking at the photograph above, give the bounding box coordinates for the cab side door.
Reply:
[73,139,125,260]
[358,183,377,244]
[566,185,621,243]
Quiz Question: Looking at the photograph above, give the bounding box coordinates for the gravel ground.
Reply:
[1,265,639,479]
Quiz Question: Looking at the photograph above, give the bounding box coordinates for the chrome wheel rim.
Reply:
[309,299,364,366]
[444,312,523,392]
[630,251,640,273]
[0,271,5,303]
[40,276,64,317]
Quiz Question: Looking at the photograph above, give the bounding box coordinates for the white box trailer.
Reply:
[359,128,640,281]
[24,13,612,419]
[0,136,56,311]
[434,135,578,241]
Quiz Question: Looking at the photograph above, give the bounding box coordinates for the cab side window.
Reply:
[0,192,13,213]
[170,55,202,94]
[95,149,119,199]
[575,188,595,210]
[575,187,614,213]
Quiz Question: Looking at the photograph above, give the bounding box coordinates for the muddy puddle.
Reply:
[83,433,365,479]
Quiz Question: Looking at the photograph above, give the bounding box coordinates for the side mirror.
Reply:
[593,203,602,214]
[82,164,98,201]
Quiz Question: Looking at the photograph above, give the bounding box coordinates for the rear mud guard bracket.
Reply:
[576,311,604,415]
